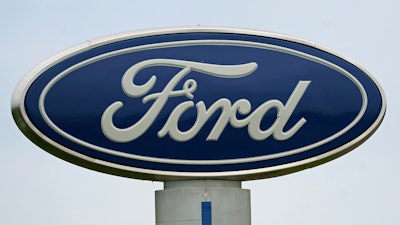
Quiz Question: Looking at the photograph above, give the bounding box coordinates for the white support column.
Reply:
[155,180,251,225]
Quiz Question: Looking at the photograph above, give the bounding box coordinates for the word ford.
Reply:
[101,59,311,143]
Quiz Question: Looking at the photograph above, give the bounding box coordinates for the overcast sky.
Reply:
[1,1,399,225]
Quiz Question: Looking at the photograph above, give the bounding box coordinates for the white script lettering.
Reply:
[101,59,310,143]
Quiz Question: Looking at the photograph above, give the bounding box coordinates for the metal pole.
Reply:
[155,180,251,225]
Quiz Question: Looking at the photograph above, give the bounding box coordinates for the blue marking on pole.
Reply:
[202,202,212,225]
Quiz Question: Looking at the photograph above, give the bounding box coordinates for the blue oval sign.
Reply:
[12,27,386,180]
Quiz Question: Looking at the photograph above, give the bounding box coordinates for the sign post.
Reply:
[156,180,250,225]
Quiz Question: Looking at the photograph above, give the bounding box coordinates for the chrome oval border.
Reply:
[11,27,386,181]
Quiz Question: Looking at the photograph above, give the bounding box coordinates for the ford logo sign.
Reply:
[12,27,386,180]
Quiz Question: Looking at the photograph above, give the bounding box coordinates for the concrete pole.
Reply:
[155,180,251,225]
